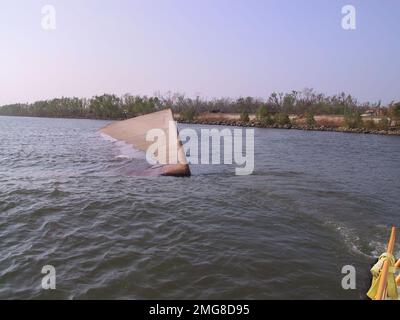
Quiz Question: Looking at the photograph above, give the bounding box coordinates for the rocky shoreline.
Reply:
[179,119,400,136]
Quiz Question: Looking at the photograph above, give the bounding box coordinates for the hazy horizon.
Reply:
[1,0,399,105]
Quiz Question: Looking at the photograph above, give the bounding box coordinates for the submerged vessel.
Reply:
[367,227,400,300]
[100,109,190,177]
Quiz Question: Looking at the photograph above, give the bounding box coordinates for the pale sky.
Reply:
[0,0,399,105]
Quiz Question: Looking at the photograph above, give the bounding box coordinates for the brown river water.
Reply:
[0,116,399,299]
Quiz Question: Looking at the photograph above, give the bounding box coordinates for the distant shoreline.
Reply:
[177,113,400,137]
[178,118,400,136]
[1,113,400,136]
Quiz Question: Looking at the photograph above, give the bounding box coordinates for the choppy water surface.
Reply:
[0,116,399,300]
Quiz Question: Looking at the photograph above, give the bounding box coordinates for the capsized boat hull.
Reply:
[100,109,191,177]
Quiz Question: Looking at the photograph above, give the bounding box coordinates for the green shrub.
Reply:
[274,112,291,125]
[240,110,250,122]
[389,102,400,120]
[260,115,274,126]
[305,112,316,126]
[257,105,273,126]
[256,105,268,120]
[180,107,197,121]
[344,110,362,129]
[377,117,389,130]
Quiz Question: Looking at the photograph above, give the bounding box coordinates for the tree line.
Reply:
[0,89,399,123]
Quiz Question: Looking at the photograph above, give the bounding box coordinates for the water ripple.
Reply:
[0,117,399,299]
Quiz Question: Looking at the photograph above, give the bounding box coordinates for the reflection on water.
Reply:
[0,116,399,299]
